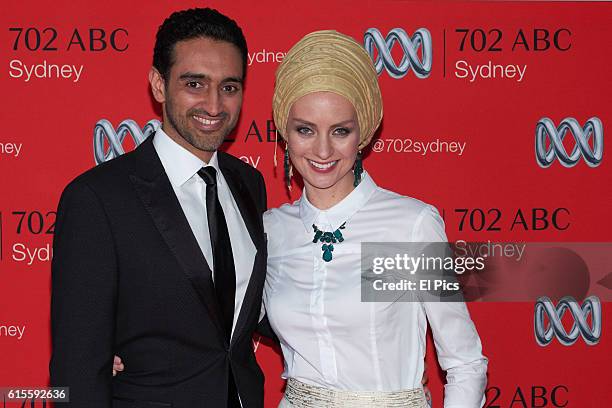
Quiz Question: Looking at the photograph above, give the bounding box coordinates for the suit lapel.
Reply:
[219,156,264,252]
[128,136,227,345]
[218,155,266,346]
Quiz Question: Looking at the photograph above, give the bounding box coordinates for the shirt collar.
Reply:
[152,127,219,187]
[299,171,377,233]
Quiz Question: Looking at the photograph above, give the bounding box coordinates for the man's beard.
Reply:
[165,98,233,153]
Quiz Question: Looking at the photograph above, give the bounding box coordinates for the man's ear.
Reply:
[149,67,166,104]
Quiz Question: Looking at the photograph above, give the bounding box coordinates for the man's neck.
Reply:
[161,123,214,164]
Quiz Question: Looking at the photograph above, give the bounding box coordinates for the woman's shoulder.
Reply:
[264,198,314,255]
[263,200,303,250]
[368,184,446,241]
[264,200,299,226]
[371,184,439,217]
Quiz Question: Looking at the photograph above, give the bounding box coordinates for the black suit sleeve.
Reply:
[50,179,117,407]
[256,315,278,342]
[256,171,267,213]
[253,171,280,343]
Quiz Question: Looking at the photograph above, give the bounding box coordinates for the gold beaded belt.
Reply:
[284,378,428,408]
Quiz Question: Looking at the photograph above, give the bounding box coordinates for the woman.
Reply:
[263,30,487,408]
[115,30,487,407]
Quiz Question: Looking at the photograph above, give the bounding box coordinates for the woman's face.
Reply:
[286,91,360,201]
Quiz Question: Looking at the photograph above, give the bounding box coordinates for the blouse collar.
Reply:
[298,171,377,233]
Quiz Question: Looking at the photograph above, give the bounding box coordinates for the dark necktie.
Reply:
[198,167,241,408]
[197,166,236,341]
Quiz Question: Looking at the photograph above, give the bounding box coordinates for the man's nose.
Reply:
[201,88,222,117]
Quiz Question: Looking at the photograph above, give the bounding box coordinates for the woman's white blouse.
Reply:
[263,172,488,408]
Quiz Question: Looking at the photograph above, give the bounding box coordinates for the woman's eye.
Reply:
[297,127,313,135]
[333,127,351,136]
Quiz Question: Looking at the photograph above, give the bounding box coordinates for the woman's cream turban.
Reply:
[273,30,383,149]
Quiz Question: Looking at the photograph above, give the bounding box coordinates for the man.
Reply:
[50,8,267,407]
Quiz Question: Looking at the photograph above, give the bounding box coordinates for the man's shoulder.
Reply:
[218,151,263,181]
[61,146,143,198]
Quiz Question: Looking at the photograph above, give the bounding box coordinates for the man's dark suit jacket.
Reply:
[50,134,268,408]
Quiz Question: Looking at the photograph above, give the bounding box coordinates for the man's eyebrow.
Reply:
[222,76,244,84]
[179,72,208,80]
[178,73,243,84]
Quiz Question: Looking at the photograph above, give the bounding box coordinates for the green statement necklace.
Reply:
[312,222,346,262]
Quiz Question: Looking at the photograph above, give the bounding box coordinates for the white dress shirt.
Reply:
[153,128,256,335]
[263,171,487,408]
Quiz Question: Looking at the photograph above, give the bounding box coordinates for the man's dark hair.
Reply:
[153,8,248,79]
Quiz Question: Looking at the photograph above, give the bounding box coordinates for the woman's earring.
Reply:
[353,150,363,187]
[284,143,293,191]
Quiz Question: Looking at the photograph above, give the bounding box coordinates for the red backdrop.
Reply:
[1,1,610,407]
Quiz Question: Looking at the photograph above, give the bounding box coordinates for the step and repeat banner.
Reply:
[1,0,610,407]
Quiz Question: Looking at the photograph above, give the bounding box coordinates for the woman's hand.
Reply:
[112,355,124,376]
[422,366,432,406]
